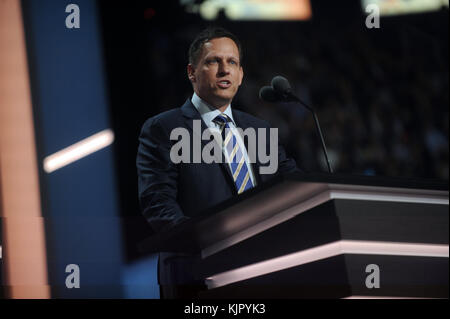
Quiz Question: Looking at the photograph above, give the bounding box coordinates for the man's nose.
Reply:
[217,62,230,76]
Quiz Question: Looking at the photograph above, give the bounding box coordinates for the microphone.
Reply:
[271,75,314,111]
[258,86,282,103]
[259,76,334,173]
[271,76,293,96]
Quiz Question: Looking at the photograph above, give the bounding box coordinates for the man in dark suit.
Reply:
[137,27,297,298]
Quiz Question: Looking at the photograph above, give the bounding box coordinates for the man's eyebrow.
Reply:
[206,53,239,59]
[208,55,239,63]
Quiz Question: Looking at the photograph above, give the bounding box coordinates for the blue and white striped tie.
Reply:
[213,114,254,194]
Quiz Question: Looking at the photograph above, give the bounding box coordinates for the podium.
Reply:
[139,173,449,298]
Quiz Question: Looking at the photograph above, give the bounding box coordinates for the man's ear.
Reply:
[187,64,196,83]
[238,66,244,86]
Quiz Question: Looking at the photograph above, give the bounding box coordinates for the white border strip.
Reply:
[205,240,449,289]
[43,129,114,173]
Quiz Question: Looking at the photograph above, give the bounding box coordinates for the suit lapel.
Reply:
[181,99,209,145]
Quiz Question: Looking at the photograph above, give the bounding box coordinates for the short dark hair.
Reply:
[188,26,243,66]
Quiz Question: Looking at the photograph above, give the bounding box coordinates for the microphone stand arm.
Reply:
[286,93,334,174]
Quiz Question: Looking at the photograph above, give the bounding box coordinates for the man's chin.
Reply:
[217,99,233,108]
[208,94,235,109]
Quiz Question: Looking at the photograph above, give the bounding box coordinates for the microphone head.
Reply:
[271,75,292,95]
[259,86,282,102]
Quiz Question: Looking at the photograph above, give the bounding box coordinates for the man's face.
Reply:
[188,37,244,110]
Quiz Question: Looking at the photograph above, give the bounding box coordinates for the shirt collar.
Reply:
[191,93,235,127]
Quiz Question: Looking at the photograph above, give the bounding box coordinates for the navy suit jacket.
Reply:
[136,99,297,286]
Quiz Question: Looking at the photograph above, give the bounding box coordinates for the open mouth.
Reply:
[217,80,231,89]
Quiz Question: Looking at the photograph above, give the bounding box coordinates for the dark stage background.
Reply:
[97,1,449,261]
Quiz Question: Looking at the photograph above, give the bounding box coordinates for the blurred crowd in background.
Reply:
[142,13,448,181]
